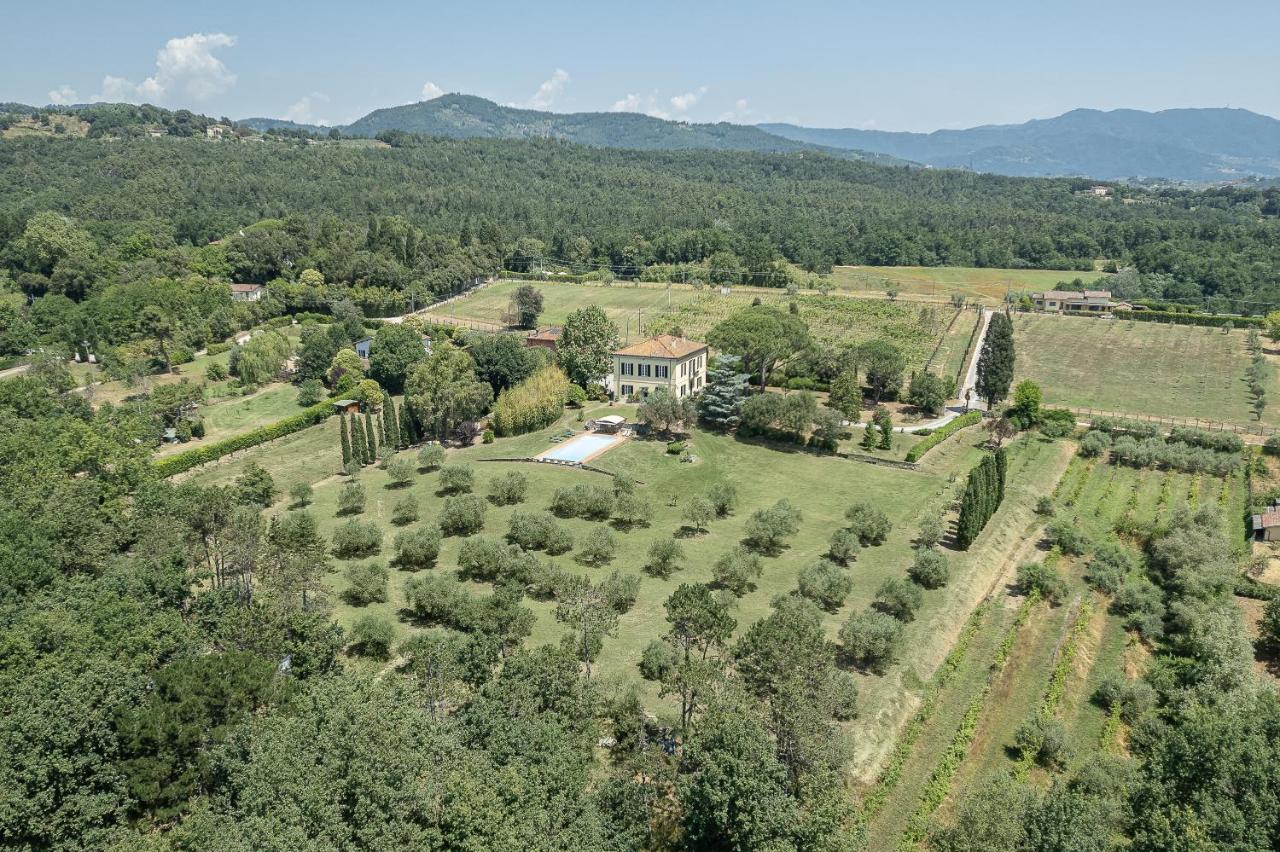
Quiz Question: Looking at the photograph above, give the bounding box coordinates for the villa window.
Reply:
[638,364,651,378]
[655,364,668,378]
[621,362,634,376]
[621,384,633,396]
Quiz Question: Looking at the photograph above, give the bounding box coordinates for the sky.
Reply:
[2,0,1278,132]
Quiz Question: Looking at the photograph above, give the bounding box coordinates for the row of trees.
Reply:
[955,448,1007,549]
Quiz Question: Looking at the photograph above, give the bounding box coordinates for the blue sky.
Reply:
[2,0,1277,131]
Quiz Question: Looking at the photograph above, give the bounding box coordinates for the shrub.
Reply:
[205,361,229,381]
[488,470,528,506]
[296,378,325,407]
[839,609,903,673]
[350,614,395,659]
[506,511,572,553]
[601,571,640,613]
[908,547,949,589]
[1014,715,1069,769]
[385,457,415,488]
[828,528,861,565]
[458,536,537,586]
[916,514,945,549]
[482,429,494,444]
[1078,430,1111,458]
[491,366,570,436]
[527,562,571,600]
[393,526,441,570]
[639,639,676,681]
[846,502,892,546]
[1016,561,1067,604]
[235,462,278,507]
[744,499,803,554]
[904,410,982,462]
[343,562,389,605]
[831,670,860,721]
[683,497,715,533]
[337,480,367,515]
[1111,577,1165,640]
[613,491,653,529]
[1038,408,1076,438]
[332,519,382,558]
[707,482,738,517]
[873,578,923,622]
[577,526,617,566]
[646,537,685,578]
[1035,496,1055,516]
[439,495,488,536]
[666,440,686,455]
[391,495,419,526]
[550,483,614,520]
[439,464,474,495]
[712,545,763,595]
[1086,543,1134,595]
[1046,519,1091,556]
[418,444,445,471]
[288,481,313,507]
[1093,673,1158,725]
[1265,434,1280,457]
[797,560,853,612]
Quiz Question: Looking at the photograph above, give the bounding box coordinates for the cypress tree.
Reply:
[340,415,352,467]
[399,401,417,448]
[386,397,400,448]
[955,453,1007,550]
[364,412,378,462]
[976,312,1015,408]
[351,413,368,465]
[994,446,1008,503]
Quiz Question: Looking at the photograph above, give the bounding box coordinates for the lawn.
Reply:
[155,382,308,455]
[1014,313,1280,430]
[827,266,1111,305]
[186,398,1055,726]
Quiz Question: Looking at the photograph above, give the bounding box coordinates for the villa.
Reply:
[612,334,708,400]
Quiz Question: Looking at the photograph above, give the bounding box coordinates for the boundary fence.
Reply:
[1065,406,1278,439]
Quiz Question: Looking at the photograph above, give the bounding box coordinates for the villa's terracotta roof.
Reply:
[613,334,706,359]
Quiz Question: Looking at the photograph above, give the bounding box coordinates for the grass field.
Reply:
[1014,313,1280,430]
[435,279,959,371]
[829,266,1111,305]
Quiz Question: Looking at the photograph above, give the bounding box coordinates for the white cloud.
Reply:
[670,86,707,112]
[421,81,444,100]
[47,85,77,105]
[284,92,332,125]
[610,91,670,120]
[525,68,569,109]
[718,98,752,122]
[91,32,237,105]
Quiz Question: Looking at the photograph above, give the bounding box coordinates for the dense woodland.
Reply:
[2,116,1280,850]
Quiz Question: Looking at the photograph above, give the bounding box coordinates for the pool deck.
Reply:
[534,431,628,464]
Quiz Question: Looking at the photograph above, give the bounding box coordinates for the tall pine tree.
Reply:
[340,414,352,467]
[975,311,1015,408]
[698,354,749,431]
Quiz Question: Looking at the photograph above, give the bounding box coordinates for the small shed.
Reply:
[1253,503,1280,541]
[594,415,626,434]
[525,326,562,352]
[332,399,360,414]
[354,337,373,359]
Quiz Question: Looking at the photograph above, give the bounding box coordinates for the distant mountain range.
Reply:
[240,94,905,163]
[760,108,1280,182]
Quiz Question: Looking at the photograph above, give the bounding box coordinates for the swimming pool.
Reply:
[538,432,623,463]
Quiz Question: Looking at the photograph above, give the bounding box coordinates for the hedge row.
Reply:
[154,400,335,477]
[491,366,570,436]
[1113,309,1264,328]
[905,411,982,462]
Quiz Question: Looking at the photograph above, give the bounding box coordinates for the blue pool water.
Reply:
[540,433,620,463]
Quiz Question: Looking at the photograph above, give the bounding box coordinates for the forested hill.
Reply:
[1,133,1278,305]
[242,94,905,162]
[761,107,1280,181]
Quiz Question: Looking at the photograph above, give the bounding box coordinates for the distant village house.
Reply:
[525,326,563,353]
[1030,289,1116,314]
[229,283,264,302]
